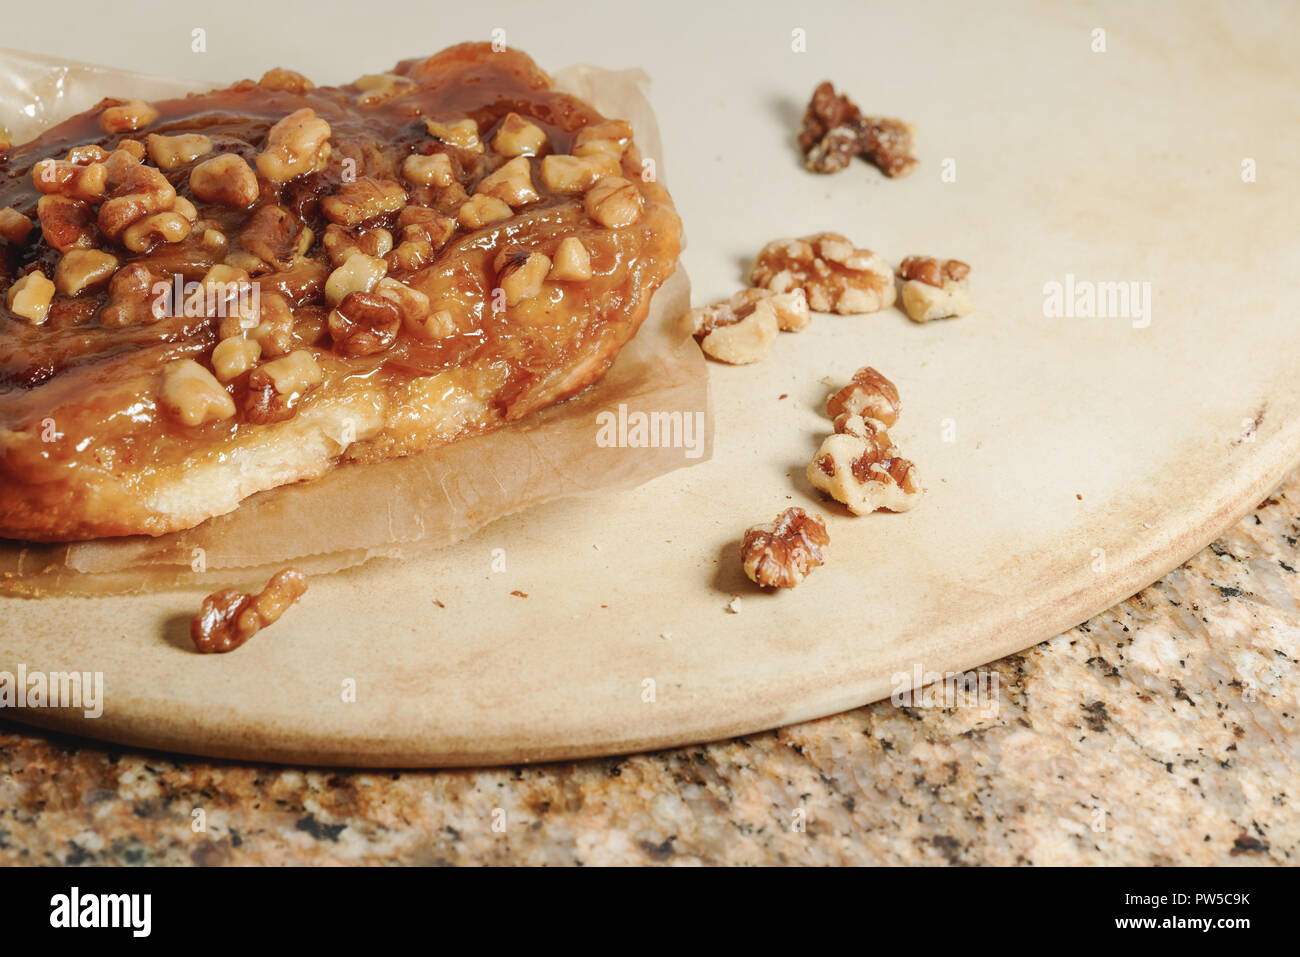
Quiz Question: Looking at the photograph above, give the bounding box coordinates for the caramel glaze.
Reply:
[0,44,682,540]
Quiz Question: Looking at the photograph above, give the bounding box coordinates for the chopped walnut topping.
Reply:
[200,227,228,254]
[101,141,145,189]
[420,309,458,338]
[584,176,643,228]
[5,271,56,324]
[539,154,618,193]
[191,568,308,654]
[474,156,540,207]
[395,206,455,248]
[256,108,332,183]
[324,252,388,306]
[374,276,432,333]
[495,248,551,306]
[97,164,176,242]
[202,263,255,327]
[246,292,296,357]
[328,291,401,356]
[493,113,547,157]
[825,365,901,425]
[0,207,34,244]
[897,256,974,323]
[211,336,262,382]
[424,117,482,153]
[64,143,110,165]
[387,238,435,273]
[245,349,323,422]
[54,249,118,296]
[322,177,408,227]
[32,159,107,202]
[353,72,416,106]
[99,263,164,327]
[258,68,314,94]
[457,194,512,230]
[798,82,917,178]
[572,119,633,162]
[122,210,192,253]
[322,223,394,267]
[549,237,593,281]
[146,132,213,170]
[99,98,160,134]
[238,205,308,270]
[37,195,96,252]
[750,232,895,314]
[258,349,323,394]
[159,359,236,426]
[807,419,922,514]
[189,153,259,208]
[172,196,199,222]
[740,507,830,588]
[401,152,456,188]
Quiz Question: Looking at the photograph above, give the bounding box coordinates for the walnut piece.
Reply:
[549,237,593,281]
[798,82,917,178]
[6,271,56,324]
[750,233,895,314]
[0,206,35,244]
[146,132,213,170]
[808,366,921,514]
[99,99,160,134]
[257,108,332,183]
[584,176,643,228]
[191,568,308,654]
[54,249,118,296]
[258,68,314,94]
[328,291,401,356]
[897,255,974,322]
[474,156,539,207]
[807,415,922,514]
[37,195,96,252]
[740,507,830,589]
[825,365,901,425]
[159,359,236,426]
[682,287,810,365]
[321,177,408,227]
[190,153,260,208]
[495,247,551,306]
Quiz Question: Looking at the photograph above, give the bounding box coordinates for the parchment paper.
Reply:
[0,52,708,596]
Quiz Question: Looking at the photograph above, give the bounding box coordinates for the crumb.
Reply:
[778,393,788,400]
[727,597,742,614]
[510,590,528,598]
[434,599,446,608]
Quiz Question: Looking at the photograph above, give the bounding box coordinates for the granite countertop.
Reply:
[1,470,1296,866]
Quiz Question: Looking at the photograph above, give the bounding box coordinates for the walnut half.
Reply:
[191,568,308,654]
[751,233,895,314]
[740,507,830,589]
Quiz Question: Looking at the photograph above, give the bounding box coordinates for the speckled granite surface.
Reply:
[1,470,1296,865]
